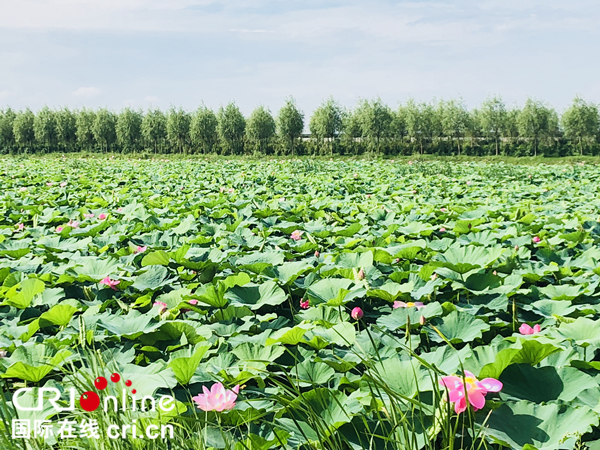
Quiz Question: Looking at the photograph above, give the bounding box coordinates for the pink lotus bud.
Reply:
[439,227,446,232]
[357,268,365,280]
[56,226,64,232]
[514,245,519,251]
[351,307,364,320]
[153,301,168,313]
[493,270,497,276]
[98,213,107,220]
[314,251,320,258]
[419,315,426,326]
[532,236,541,243]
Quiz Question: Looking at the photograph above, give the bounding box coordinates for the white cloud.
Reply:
[72,87,101,98]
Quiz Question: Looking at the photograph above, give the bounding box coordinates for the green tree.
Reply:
[55,107,77,152]
[166,107,191,154]
[92,108,117,153]
[190,106,218,154]
[404,99,424,154]
[341,110,362,155]
[479,96,507,156]
[0,108,16,153]
[142,108,167,154]
[33,106,57,152]
[276,97,304,156]
[561,96,600,155]
[13,108,35,153]
[309,97,343,155]
[517,98,553,157]
[217,103,246,155]
[354,98,393,154]
[392,106,408,152]
[246,106,276,155]
[439,99,470,155]
[116,107,143,153]
[76,108,97,152]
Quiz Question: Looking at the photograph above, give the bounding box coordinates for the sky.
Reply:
[0,0,599,115]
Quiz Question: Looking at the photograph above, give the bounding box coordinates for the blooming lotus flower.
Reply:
[192,382,240,412]
[16,223,24,231]
[290,230,304,241]
[393,301,425,310]
[46,182,53,186]
[67,220,79,229]
[134,245,147,254]
[351,307,364,320]
[440,208,447,213]
[439,227,446,232]
[98,213,107,220]
[84,213,95,219]
[100,277,119,290]
[60,182,67,187]
[440,371,502,414]
[154,301,168,313]
[532,236,541,243]
[117,207,123,212]
[519,323,541,335]
[299,299,310,309]
[56,226,64,233]
[188,299,199,306]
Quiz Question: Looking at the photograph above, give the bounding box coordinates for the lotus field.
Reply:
[3,157,600,450]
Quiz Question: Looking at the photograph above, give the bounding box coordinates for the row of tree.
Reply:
[0,96,599,156]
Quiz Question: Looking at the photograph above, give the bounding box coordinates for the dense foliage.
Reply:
[0,96,599,156]
[2,158,600,450]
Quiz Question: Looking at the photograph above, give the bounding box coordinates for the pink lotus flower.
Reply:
[440,371,502,414]
[16,223,24,231]
[228,188,234,193]
[60,182,67,187]
[419,315,426,326]
[466,181,472,185]
[519,323,541,335]
[192,382,240,412]
[98,213,107,220]
[220,187,225,193]
[366,194,371,199]
[153,301,168,313]
[440,208,447,213]
[56,226,64,233]
[0,350,7,358]
[357,268,365,280]
[117,207,123,212]
[67,220,79,229]
[299,299,310,309]
[181,299,199,313]
[100,277,120,290]
[351,307,364,320]
[290,230,304,241]
[439,227,446,232]
[393,301,425,310]
[408,160,413,165]
[134,245,147,254]
[314,251,320,258]
[532,236,541,243]
[84,213,95,219]
[46,182,53,186]
[514,245,519,251]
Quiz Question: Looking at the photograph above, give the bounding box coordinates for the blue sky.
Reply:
[0,0,598,115]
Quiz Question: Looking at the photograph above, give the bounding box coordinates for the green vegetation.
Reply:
[1,158,600,449]
[1,96,599,156]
